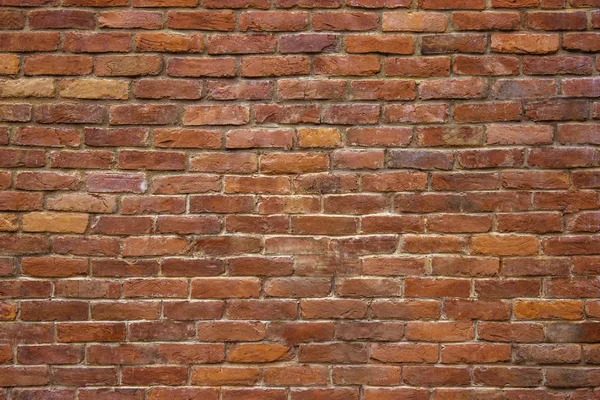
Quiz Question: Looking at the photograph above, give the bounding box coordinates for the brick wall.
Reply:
[0,0,600,398]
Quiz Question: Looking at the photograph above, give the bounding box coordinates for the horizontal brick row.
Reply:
[1,102,599,126]
[1,78,600,99]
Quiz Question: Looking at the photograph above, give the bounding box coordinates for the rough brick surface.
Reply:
[0,0,599,397]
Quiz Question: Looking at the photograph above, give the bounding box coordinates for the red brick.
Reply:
[0,55,19,75]
[324,194,388,214]
[91,301,160,320]
[57,322,126,342]
[21,301,88,321]
[364,389,427,400]
[122,366,188,386]
[315,55,380,76]
[0,10,25,29]
[383,11,447,32]
[444,299,511,320]
[228,343,291,363]
[110,105,178,126]
[0,322,53,344]
[526,11,587,30]
[135,0,197,6]
[333,366,401,385]
[264,277,331,298]
[258,196,320,214]
[454,101,521,123]
[0,104,30,122]
[22,257,87,278]
[278,79,345,100]
[474,367,543,387]
[276,0,341,7]
[491,33,560,54]
[389,149,454,170]
[167,58,235,77]
[478,322,545,344]
[404,366,471,386]
[129,321,195,341]
[346,34,414,54]
[347,127,412,147]
[191,366,261,386]
[134,79,202,100]
[96,55,162,77]
[136,32,202,53]
[35,103,103,124]
[207,34,275,54]
[403,234,468,253]
[492,0,539,6]
[0,149,45,168]
[242,56,310,77]
[422,33,487,54]
[29,10,94,29]
[63,32,131,53]
[384,103,449,123]
[79,389,145,400]
[168,11,235,30]
[0,366,50,386]
[53,236,120,257]
[222,389,287,400]
[160,301,220,321]
[227,257,292,276]
[261,153,328,174]
[564,33,600,52]
[55,280,120,299]
[454,55,520,75]
[225,176,291,194]
[525,100,589,121]
[335,321,406,342]
[313,11,378,31]
[420,0,485,8]
[486,124,553,145]
[169,58,236,78]
[523,55,593,75]
[161,258,223,277]
[15,127,75,149]
[151,174,219,194]
[197,321,265,342]
[371,343,438,363]
[324,104,380,125]
[98,10,163,29]
[267,322,333,343]
[0,32,60,52]
[227,299,297,320]
[452,11,521,30]
[386,57,450,77]
[192,278,260,298]
[302,299,367,319]
[148,388,218,400]
[420,77,486,99]
[239,11,307,31]
[280,33,339,53]
[255,104,321,124]
[183,105,249,125]
[190,194,255,213]
[348,0,411,5]
[351,80,415,100]
[84,128,148,148]
[16,172,80,191]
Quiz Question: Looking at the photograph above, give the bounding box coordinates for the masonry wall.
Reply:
[0,0,599,398]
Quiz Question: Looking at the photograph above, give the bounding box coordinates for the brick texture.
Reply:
[0,0,599,398]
